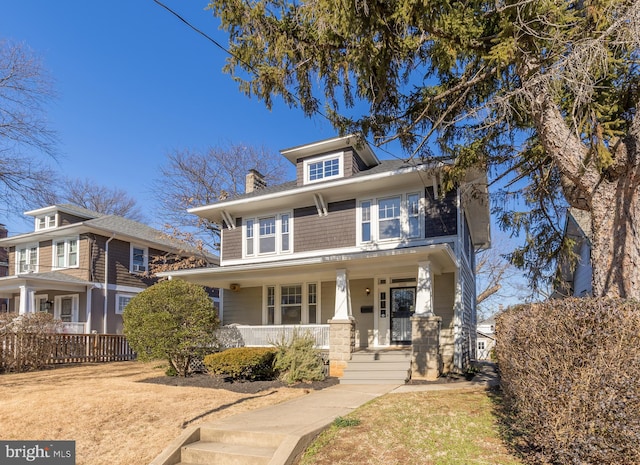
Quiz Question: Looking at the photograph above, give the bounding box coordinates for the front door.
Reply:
[390,287,416,344]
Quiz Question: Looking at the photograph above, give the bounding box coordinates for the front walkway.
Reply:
[150,363,499,465]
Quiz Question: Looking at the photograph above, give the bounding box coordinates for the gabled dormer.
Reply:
[25,204,104,232]
[281,134,380,187]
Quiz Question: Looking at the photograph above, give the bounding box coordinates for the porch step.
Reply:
[177,428,284,465]
[340,350,411,385]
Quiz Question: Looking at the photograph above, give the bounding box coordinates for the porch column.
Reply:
[18,285,35,315]
[328,269,355,377]
[411,261,442,380]
[414,261,434,316]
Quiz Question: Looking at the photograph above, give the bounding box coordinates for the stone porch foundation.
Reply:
[410,315,442,380]
[328,318,356,377]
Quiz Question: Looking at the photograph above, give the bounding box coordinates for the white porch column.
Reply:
[18,285,35,315]
[415,261,434,316]
[85,287,93,333]
[333,268,352,320]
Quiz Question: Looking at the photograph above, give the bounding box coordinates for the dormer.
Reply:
[281,134,380,187]
[25,204,103,232]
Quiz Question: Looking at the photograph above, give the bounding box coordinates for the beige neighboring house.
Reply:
[476,314,496,360]
[0,204,218,334]
[552,208,593,298]
[160,135,491,379]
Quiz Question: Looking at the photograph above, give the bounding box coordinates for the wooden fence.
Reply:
[1,333,136,371]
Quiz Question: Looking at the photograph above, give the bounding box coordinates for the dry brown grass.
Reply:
[0,361,308,465]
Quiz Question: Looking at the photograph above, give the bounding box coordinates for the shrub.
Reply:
[123,279,219,377]
[272,331,325,385]
[0,312,61,373]
[496,298,640,465]
[203,347,277,381]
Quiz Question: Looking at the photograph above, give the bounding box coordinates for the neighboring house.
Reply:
[0,224,8,312]
[160,135,490,379]
[476,314,496,360]
[0,204,217,334]
[552,208,592,298]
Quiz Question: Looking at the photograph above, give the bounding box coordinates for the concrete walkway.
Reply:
[150,363,499,465]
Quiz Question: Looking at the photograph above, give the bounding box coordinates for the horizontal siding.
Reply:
[221,286,262,325]
[58,212,89,226]
[294,199,356,252]
[222,223,242,261]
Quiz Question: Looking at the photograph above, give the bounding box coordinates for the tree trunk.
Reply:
[589,166,640,299]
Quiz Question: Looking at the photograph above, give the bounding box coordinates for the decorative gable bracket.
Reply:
[220,210,236,230]
[313,193,328,217]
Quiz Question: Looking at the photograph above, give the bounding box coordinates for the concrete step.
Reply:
[341,350,411,385]
[180,440,276,465]
[199,428,285,448]
[350,351,412,363]
[341,369,409,379]
[344,361,409,371]
[339,378,404,385]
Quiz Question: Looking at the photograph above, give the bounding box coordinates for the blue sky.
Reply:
[1,0,346,233]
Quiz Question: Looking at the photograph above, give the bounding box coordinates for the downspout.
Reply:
[104,234,116,334]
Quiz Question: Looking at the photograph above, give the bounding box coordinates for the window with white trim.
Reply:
[116,294,135,315]
[244,213,293,257]
[35,214,56,231]
[303,153,343,184]
[130,245,148,273]
[53,237,79,269]
[359,192,424,244]
[16,245,38,273]
[263,282,320,325]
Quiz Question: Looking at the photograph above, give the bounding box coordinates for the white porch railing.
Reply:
[235,324,330,349]
[58,322,87,334]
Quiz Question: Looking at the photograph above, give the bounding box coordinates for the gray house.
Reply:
[552,208,593,298]
[0,204,217,334]
[161,135,490,380]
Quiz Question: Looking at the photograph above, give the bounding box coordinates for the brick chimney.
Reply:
[245,169,266,193]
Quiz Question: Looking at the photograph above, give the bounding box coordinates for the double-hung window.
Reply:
[53,238,79,269]
[245,213,293,257]
[304,153,343,184]
[17,245,38,273]
[130,245,148,273]
[263,282,320,325]
[359,192,423,243]
[36,214,56,231]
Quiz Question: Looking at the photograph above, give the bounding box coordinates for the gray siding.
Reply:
[222,219,242,261]
[433,273,456,372]
[294,200,356,252]
[220,286,263,325]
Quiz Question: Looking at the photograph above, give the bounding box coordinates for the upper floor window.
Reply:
[16,245,38,273]
[53,237,79,269]
[130,245,148,273]
[303,153,343,184]
[35,214,56,231]
[244,213,292,257]
[359,192,423,244]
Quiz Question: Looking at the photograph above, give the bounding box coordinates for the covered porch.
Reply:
[162,243,462,379]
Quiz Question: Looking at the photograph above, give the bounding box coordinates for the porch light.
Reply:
[365,287,371,296]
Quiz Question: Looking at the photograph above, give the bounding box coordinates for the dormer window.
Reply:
[36,214,56,230]
[130,245,148,273]
[304,153,343,184]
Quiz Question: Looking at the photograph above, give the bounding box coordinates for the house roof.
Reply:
[280,134,380,166]
[0,271,93,295]
[25,203,105,219]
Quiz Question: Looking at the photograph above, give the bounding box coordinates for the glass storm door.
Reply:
[390,287,416,343]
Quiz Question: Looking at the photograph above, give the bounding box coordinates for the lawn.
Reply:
[298,388,523,465]
[0,361,308,465]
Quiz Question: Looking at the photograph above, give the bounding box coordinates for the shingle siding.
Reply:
[222,221,242,261]
[294,199,356,252]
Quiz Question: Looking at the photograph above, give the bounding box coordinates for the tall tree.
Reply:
[207,0,640,298]
[0,39,57,213]
[154,143,289,250]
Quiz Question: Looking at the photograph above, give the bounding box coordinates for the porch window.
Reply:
[53,238,79,269]
[281,285,302,324]
[308,283,317,324]
[17,245,38,273]
[266,286,275,324]
[54,295,79,323]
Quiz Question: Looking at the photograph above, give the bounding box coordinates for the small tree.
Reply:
[123,279,219,377]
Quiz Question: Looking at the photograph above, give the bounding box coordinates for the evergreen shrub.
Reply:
[203,347,277,381]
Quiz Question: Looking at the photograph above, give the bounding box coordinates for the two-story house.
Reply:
[0,204,217,334]
[160,135,490,380]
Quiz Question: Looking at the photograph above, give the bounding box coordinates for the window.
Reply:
[130,246,148,273]
[262,283,320,325]
[281,285,302,324]
[53,238,78,269]
[478,341,486,351]
[16,245,38,273]
[244,213,293,257]
[36,214,56,230]
[54,294,79,323]
[308,283,317,324]
[378,196,402,240]
[266,286,275,324]
[359,192,424,244]
[116,295,134,315]
[304,153,343,184]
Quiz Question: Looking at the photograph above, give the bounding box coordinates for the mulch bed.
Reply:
[141,373,340,394]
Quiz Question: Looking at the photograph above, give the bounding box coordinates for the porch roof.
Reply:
[159,243,458,289]
[0,272,92,296]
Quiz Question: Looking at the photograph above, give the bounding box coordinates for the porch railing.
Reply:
[58,322,87,334]
[235,324,330,349]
